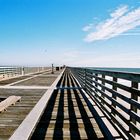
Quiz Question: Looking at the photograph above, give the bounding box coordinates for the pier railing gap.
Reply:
[70,67,140,140]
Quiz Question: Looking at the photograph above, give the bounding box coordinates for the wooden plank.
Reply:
[6,69,51,86]
[93,75,140,97]
[0,96,21,113]
[71,67,140,139]
[0,86,50,90]
[91,80,131,108]
[9,68,65,140]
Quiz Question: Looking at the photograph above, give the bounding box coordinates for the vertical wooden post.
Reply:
[95,73,98,93]
[38,67,40,72]
[130,81,138,137]
[89,72,93,94]
[84,69,87,90]
[22,67,25,76]
[3,68,6,78]
[15,68,17,76]
[101,74,105,104]
[112,77,117,115]
[102,74,105,91]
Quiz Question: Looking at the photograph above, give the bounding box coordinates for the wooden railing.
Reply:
[0,66,49,79]
[0,67,21,78]
[70,67,140,140]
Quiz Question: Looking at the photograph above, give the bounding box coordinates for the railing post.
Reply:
[22,67,25,76]
[84,69,87,90]
[95,73,98,93]
[3,68,6,78]
[112,77,117,116]
[16,67,18,76]
[101,74,105,104]
[130,81,138,137]
[89,71,93,94]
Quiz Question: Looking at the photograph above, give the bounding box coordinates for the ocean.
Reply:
[90,67,140,73]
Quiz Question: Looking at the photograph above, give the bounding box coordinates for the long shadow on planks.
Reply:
[30,69,105,140]
[30,89,58,140]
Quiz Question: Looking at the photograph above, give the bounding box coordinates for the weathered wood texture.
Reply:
[71,67,140,140]
[30,69,104,140]
[9,69,65,140]
[0,69,63,140]
[0,96,21,112]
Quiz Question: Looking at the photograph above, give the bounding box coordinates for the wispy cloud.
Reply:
[83,5,140,42]
[82,24,93,32]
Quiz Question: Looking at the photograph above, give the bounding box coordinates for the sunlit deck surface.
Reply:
[30,69,104,140]
[0,68,105,140]
[3,67,133,139]
[0,69,63,140]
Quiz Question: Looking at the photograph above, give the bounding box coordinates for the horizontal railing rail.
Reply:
[0,67,21,78]
[70,67,140,140]
[0,66,50,79]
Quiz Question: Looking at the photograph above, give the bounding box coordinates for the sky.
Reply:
[0,0,140,67]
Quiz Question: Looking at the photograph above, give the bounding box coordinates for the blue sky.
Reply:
[0,0,140,67]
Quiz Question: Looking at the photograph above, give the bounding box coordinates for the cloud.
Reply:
[82,24,93,31]
[83,5,140,42]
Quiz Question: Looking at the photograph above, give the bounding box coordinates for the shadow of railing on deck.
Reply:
[30,90,58,140]
[70,67,140,140]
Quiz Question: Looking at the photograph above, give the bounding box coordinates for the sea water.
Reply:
[90,67,140,73]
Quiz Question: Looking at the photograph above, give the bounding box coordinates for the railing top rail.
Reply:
[73,67,140,83]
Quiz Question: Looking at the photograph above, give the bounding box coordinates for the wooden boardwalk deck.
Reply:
[0,69,63,140]
[30,69,104,140]
[1,67,139,139]
[0,68,106,140]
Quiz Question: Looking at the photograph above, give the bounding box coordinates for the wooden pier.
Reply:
[0,67,140,140]
[0,68,62,140]
[30,68,104,140]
